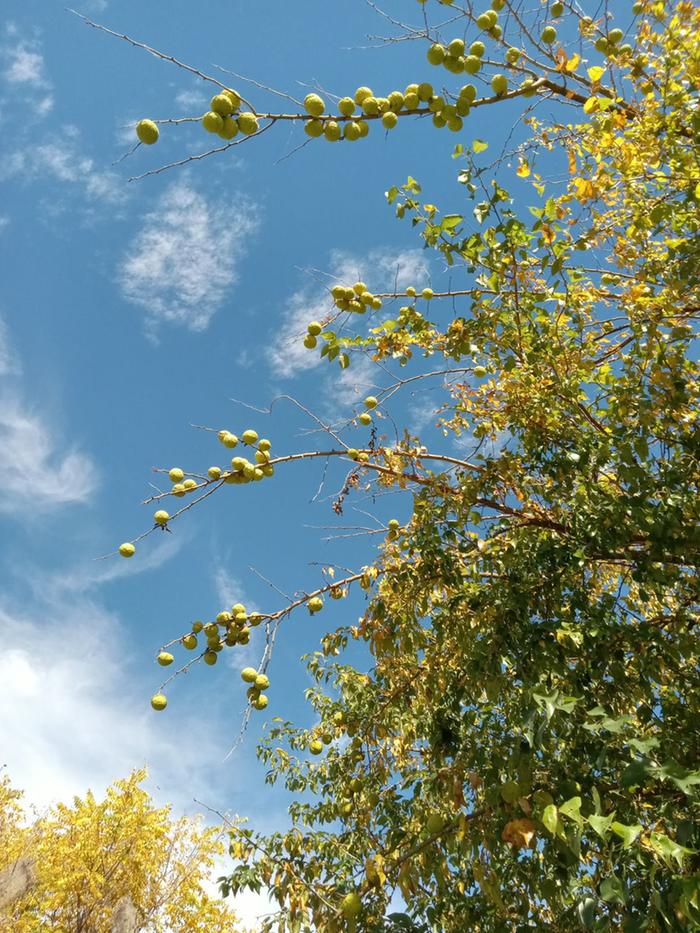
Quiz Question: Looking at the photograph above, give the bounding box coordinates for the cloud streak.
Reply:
[118,180,258,334]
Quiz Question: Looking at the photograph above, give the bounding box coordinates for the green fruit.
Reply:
[136,119,159,145]
[338,96,355,116]
[505,47,521,64]
[202,111,224,133]
[150,694,167,711]
[456,99,471,117]
[192,621,204,633]
[521,79,537,97]
[118,542,135,558]
[309,739,324,755]
[491,73,508,96]
[376,97,391,113]
[476,12,493,30]
[444,56,464,75]
[447,116,463,132]
[154,510,170,525]
[339,801,353,817]
[422,287,434,300]
[237,112,259,135]
[211,93,234,115]
[304,119,324,138]
[157,652,174,666]
[304,93,325,116]
[388,518,400,529]
[417,82,433,101]
[207,466,222,480]
[255,674,270,689]
[255,450,270,464]
[460,84,477,102]
[171,483,185,497]
[258,438,271,452]
[241,667,258,683]
[183,479,196,490]
[388,91,404,112]
[303,334,317,349]
[426,813,446,834]
[323,121,341,141]
[183,634,198,649]
[222,88,241,110]
[362,96,379,116]
[364,396,378,409]
[168,468,184,483]
[541,26,557,44]
[474,365,488,377]
[595,37,609,53]
[203,651,218,666]
[219,430,238,448]
[404,92,419,110]
[333,711,346,726]
[608,28,624,44]
[470,41,486,57]
[448,38,465,58]
[218,117,239,141]
[341,892,362,919]
[307,596,324,614]
[551,1,564,15]
[252,694,268,710]
[354,86,373,104]
[464,55,481,74]
[241,429,258,445]
[382,111,398,129]
[358,411,372,426]
[429,95,446,113]
[427,43,446,65]
[344,121,361,141]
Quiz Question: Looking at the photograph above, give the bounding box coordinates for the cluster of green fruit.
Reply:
[136,87,259,146]
[354,394,378,428]
[308,710,346,755]
[301,84,429,140]
[594,27,632,57]
[241,666,270,710]
[215,428,274,485]
[327,280,384,315]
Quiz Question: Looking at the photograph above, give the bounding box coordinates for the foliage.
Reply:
[100,0,700,929]
[0,769,241,931]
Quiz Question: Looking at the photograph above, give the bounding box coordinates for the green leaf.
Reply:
[542,804,560,836]
[441,214,463,231]
[649,832,697,869]
[472,139,488,153]
[576,896,597,927]
[338,353,350,369]
[559,796,583,826]
[587,813,615,839]
[656,761,700,796]
[610,821,642,848]
[600,876,626,905]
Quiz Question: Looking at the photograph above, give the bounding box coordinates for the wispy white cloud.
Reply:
[0,595,221,814]
[268,247,429,379]
[0,214,9,233]
[0,312,20,376]
[0,127,125,206]
[1,31,53,113]
[118,180,258,334]
[0,396,99,515]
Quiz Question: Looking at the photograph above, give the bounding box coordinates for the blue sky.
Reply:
[0,0,529,921]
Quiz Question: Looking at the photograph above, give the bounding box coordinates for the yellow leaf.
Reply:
[565,53,581,72]
[516,159,531,178]
[588,66,606,82]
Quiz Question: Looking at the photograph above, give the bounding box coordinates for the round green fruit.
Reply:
[237,112,259,135]
[304,119,324,138]
[422,287,434,300]
[157,652,174,666]
[136,119,159,145]
[304,93,325,116]
[505,46,521,64]
[211,93,234,115]
[252,694,268,710]
[464,55,481,74]
[354,86,373,104]
[307,596,324,613]
[427,43,446,65]
[241,667,258,683]
[470,40,486,57]
[154,510,170,525]
[491,73,508,96]
[202,111,224,133]
[207,466,222,480]
[323,121,341,142]
[309,739,324,755]
[255,674,270,689]
[447,116,463,132]
[118,542,135,558]
[338,96,355,116]
[448,38,465,57]
[608,28,624,44]
[303,334,317,349]
[183,633,198,650]
[218,117,239,141]
[341,892,362,919]
[344,121,362,141]
[241,429,258,445]
[476,12,493,29]
[219,431,239,448]
[358,411,372,426]
[541,25,557,44]
[168,468,184,483]
[222,88,241,110]
[364,395,378,409]
[382,111,398,129]
[171,483,185,497]
[203,651,218,666]
[388,91,404,111]
[150,694,167,711]
[551,1,564,15]
[426,813,446,834]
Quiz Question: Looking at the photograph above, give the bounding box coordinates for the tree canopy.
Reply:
[95,0,700,929]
